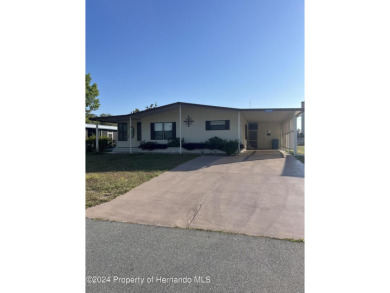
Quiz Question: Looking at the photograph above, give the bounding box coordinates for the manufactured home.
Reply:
[91,102,304,154]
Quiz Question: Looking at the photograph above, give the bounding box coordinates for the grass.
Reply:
[86,153,198,208]
[286,146,305,164]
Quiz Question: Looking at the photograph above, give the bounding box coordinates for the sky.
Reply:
[86,0,304,116]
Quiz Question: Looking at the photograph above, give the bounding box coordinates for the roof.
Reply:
[85,123,117,131]
[90,102,304,123]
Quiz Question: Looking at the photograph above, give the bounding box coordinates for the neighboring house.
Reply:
[91,102,304,154]
[85,123,118,142]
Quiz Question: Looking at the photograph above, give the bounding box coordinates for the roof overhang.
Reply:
[90,102,303,123]
[241,108,302,123]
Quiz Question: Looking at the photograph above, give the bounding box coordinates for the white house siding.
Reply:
[240,114,248,149]
[115,106,294,151]
[117,106,243,145]
[116,120,140,148]
[141,109,179,143]
[180,106,239,143]
[257,122,282,149]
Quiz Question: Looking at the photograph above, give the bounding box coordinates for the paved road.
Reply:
[86,219,304,293]
[86,150,304,240]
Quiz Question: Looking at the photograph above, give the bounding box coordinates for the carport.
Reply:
[239,102,304,154]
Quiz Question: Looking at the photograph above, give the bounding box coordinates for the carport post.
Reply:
[129,116,132,154]
[237,111,241,155]
[293,115,297,156]
[179,104,182,154]
[95,121,99,152]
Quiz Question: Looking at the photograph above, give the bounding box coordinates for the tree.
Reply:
[145,102,157,110]
[132,103,157,113]
[99,113,115,126]
[85,73,100,115]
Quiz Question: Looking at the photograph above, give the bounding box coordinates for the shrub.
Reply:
[222,139,240,155]
[86,137,95,152]
[167,138,183,147]
[182,142,207,150]
[206,136,225,150]
[86,136,114,152]
[139,141,168,150]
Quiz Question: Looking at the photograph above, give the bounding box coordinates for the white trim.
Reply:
[85,123,117,131]
[293,115,297,155]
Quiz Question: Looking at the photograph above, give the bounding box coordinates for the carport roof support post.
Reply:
[293,115,297,156]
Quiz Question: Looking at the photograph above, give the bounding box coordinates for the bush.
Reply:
[206,136,225,150]
[222,139,240,155]
[167,138,183,147]
[139,141,168,150]
[86,136,114,152]
[182,142,207,150]
[86,137,95,152]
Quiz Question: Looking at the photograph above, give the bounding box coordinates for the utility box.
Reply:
[272,139,279,149]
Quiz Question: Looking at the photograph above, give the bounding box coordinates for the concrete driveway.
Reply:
[86,150,304,240]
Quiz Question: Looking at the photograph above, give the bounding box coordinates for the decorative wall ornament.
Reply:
[184,115,194,127]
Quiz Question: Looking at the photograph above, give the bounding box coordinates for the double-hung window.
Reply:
[151,122,176,140]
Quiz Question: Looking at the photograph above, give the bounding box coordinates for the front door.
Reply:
[248,123,258,150]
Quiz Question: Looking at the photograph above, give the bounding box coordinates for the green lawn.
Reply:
[296,146,305,164]
[86,153,198,208]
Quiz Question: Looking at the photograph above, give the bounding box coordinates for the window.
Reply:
[205,120,230,130]
[245,124,248,139]
[137,122,141,141]
[118,123,127,141]
[150,122,176,140]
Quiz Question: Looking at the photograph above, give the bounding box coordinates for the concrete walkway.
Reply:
[86,150,304,240]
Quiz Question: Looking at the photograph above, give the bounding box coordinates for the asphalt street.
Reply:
[86,218,304,293]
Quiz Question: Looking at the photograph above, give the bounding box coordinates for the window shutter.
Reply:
[172,122,176,139]
[150,123,155,140]
[206,121,210,130]
[137,122,141,141]
[225,120,230,130]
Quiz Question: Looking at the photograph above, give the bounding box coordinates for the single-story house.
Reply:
[85,123,118,142]
[91,101,304,155]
